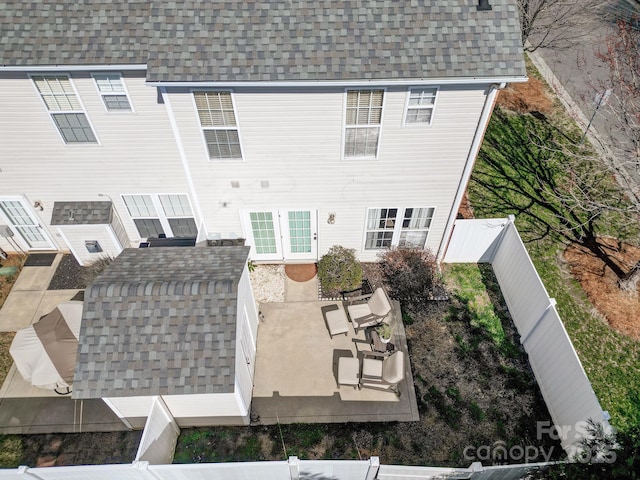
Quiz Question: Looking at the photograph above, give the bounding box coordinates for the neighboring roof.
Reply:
[50,201,112,226]
[0,1,151,67]
[1,1,526,82]
[73,246,250,399]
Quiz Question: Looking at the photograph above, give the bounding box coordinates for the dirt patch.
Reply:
[564,239,640,339]
[0,255,25,309]
[284,264,317,283]
[0,332,16,386]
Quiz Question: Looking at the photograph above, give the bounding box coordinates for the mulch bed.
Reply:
[47,255,88,290]
[284,264,317,283]
[564,238,640,340]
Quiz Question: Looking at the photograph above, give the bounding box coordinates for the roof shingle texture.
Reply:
[50,201,112,225]
[1,1,526,82]
[72,246,250,399]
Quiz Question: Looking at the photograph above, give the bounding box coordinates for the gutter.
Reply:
[146,76,528,88]
[0,64,147,72]
[436,81,507,262]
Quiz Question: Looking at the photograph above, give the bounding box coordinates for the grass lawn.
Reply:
[174,263,560,466]
[468,72,640,431]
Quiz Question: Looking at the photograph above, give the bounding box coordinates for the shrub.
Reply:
[378,247,445,310]
[317,245,362,297]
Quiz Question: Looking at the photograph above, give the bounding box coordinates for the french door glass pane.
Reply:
[250,212,277,254]
[288,211,311,253]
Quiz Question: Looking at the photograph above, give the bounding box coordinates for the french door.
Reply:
[244,209,318,261]
[0,198,56,250]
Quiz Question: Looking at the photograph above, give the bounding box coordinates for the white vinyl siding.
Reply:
[344,89,383,158]
[93,73,132,111]
[32,75,97,143]
[365,207,434,250]
[193,91,243,160]
[404,88,438,125]
[122,194,197,239]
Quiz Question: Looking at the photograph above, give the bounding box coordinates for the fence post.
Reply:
[288,456,300,480]
[365,456,380,480]
[487,215,515,263]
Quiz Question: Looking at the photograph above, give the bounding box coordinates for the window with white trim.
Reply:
[193,91,243,160]
[122,194,197,239]
[93,74,132,111]
[404,88,437,125]
[32,75,97,143]
[365,207,434,250]
[344,89,383,158]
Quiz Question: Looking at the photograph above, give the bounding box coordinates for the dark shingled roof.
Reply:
[50,201,112,225]
[72,246,250,399]
[1,1,526,82]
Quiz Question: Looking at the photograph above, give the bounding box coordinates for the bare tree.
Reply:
[592,18,640,194]
[518,0,600,52]
[470,109,640,288]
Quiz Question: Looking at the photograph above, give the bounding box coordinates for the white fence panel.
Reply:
[443,218,507,263]
[491,223,551,339]
[149,461,291,480]
[300,460,372,479]
[524,305,606,452]
[135,397,180,465]
[377,465,460,479]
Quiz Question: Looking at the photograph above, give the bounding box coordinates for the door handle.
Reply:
[313,233,317,240]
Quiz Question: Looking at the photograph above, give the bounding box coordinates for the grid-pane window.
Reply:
[51,113,96,143]
[32,75,97,143]
[345,90,383,158]
[365,207,434,250]
[159,194,192,217]
[288,211,312,253]
[365,208,397,249]
[122,195,157,217]
[398,207,434,247]
[134,219,164,238]
[249,212,277,254]
[123,194,197,240]
[194,91,243,160]
[405,88,437,125]
[94,74,132,111]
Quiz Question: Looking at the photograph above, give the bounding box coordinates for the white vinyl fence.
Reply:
[0,459,554,480]
[444,217,611,454]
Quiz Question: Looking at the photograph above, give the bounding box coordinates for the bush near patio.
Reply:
[317,245,363,298]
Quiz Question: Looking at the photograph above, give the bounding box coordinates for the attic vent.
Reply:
[477,0,492,11]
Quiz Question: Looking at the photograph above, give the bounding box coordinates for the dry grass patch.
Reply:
[565,238,640,340]
[496,77,553,114]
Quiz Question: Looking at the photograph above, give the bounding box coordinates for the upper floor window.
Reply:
[404,88,437,125]
[364,207,434,250]
[32,75,97,143]
[344,89,383,158]
[93,74,132,111]
[193,91,243,160]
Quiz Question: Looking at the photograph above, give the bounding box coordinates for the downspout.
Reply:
[159,87,206,236]
[436,82,505,262]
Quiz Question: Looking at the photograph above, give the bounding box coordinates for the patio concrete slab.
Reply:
[284,276,318,302]
[252,299,419,424]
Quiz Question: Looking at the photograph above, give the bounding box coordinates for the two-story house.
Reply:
[0,0,525,265]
